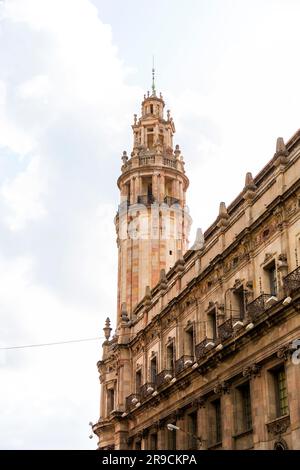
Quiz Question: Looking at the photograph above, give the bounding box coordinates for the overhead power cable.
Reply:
[0,336,102,351]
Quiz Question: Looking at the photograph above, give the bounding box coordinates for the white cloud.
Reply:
[1,156,47,231]
[17,75,51,101]
[0,0,132,449]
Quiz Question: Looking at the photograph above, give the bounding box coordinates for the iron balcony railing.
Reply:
[163,196,180,206]
[283,266,300,294]
[195,337,215,361]
[156,369,174,388]
[218,318,234,342]
[175,355,194,375]
[218,317,242,342]
[137,194,155,206]
[125,393,141,412]
[140,382,156,400]
[247,293,273,321]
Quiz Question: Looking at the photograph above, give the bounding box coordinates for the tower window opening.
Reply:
[150,104,153,114]
[169,250,172,255]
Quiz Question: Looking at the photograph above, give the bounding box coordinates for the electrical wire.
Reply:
[0,336,103,351]
[0,305,245,350]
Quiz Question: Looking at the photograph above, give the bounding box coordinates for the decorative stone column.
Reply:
[243,364,267,449]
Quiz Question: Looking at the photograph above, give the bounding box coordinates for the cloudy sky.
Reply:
[0,0,299,449]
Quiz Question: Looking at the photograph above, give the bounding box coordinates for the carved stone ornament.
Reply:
[242,363,261,379]
[267,415,290,436]
[277,344,293,361]
[213,381,230,395]
[196,397,206,408]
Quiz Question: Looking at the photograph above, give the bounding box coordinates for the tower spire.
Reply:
[151,56,156,96]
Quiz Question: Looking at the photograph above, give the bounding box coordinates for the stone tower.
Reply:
[115,75,191,321]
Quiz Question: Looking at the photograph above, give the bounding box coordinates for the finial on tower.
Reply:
[151,56,156,97]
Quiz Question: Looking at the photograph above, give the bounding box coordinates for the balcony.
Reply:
[175,355,194,375]
[163,157,177,168]
[139,155,155,166]
[195,337,215,360]
[247,293,273,321]
[137,194,155,206]
[218,318,234,342]
[140,382,156,400]
[156,369,174,388]
[125,393,141,412]
[164,196,180,206]
[283,266,300,294]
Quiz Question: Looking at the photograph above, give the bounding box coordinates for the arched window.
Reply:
[274,439,288,450]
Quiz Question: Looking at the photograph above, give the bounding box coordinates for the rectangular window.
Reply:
[150,433,157,450]
[274,366,289,417]
[185,327,195,357]
[213,399,222,443]
[150,432,157,450]
[166,342,175,372]
[233,287,246,320]
[150,356,157,383]
[265,261,278,296]
[135,440,141,450]
[187,411,198,449]
[207,309,217,340]
[107,388,114,414]
[136,369,142,394]
[236,381,252,433]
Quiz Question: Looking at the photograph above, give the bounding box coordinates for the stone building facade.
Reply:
[93,83,300,450]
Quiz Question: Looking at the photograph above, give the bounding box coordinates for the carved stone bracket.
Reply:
[213,381,230,395]
[242,363,261,379]
[266,415,290,436]
[196,397,206,408]
[177,379,191,391]
[277,344,294,361]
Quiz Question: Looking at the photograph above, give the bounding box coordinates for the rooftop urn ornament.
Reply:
[160,269,168,290]
[191,228,205,251]
[103,317,112,341]
[121,150,128,164]
[174,144,181,159]
[120,303,129,323]
[274,137,288,166]
[167,109,171,121]
[244,172,256,191]
[243,171,257,201]
[217,202,229,228]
